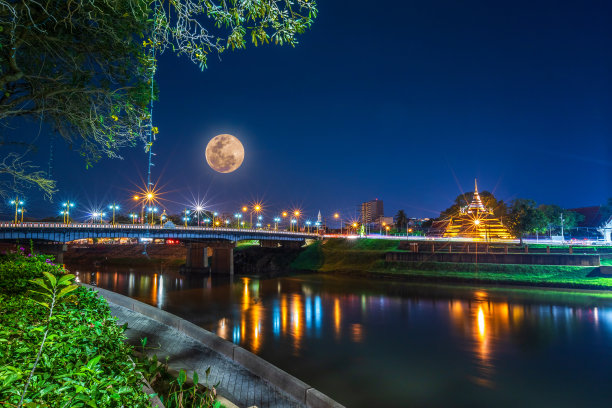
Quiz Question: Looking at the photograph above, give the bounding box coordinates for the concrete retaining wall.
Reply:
[386,251,600,266]
[82,284,344,408]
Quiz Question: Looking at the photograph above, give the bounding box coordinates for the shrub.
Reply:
[0,248,65,294]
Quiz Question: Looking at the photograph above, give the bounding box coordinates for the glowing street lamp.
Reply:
[160,210,167,226]
[305,220,312,233]
[225,219,230,227]
[334,212,342,235]
[147,207,158,225]
[203,218,211,227]
[385,225,390,235]
[183,209,190,227]
[234,213,242,229]
[61,201,75,224]
[10,197,24,224]
[129,213,138,224]
[213,212,219,228]
[108,203,120,225]
[293,210,301,232]
[273,217,281,231]
[194,205,204,226]
[17,207,26,223]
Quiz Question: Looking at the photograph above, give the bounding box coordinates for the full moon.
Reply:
[205,134,245,173]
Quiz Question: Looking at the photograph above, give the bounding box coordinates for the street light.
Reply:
[194,205,204,226]
[293,210,301,232]
[183,209,190,227]
[203,218,211,227]
[108,203,120,225]
[10,197,24,224]
[213,212,218,228]
[61,201,75,224]
[17,207,26,223]
[274,217,281,231]
[129,213,138,224]
[305,220,312,233]
[147,207,158,225]
[334,212,342,235]
[234,213,242,228]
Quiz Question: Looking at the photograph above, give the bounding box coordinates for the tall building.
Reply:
[360,199,384,225]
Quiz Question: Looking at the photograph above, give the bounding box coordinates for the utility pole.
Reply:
[560,213,564,241]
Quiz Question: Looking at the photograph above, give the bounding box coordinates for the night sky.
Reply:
[16,0,612,221]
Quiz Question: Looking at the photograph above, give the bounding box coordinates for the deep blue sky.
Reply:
[15,0,612,221]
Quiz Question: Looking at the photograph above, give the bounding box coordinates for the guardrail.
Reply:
[0,222,319,238]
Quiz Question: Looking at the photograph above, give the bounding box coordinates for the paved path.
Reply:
[109,303,303,408]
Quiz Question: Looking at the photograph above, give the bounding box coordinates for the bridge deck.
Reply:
[0,222,318,243]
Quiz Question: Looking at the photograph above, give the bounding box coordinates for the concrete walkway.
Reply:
[109,303,303,408]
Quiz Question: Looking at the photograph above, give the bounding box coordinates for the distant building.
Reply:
[360,199,384,225]
[568,206,612,242]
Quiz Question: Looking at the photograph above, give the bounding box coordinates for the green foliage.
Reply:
[0,259,152,406]
[506,198,546,241]
[371,261,612,289]
[134,348,221,408]
[291,241,324,270]
[394,210,408,231]
[0,0,317,198]
[0,248,64,294]
[0,1,155,196]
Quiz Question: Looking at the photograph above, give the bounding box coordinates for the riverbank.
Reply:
[290,239,612,290]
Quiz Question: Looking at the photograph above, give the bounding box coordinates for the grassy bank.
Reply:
[291,239,612,290]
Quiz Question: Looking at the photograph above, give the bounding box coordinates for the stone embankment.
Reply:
[86,285,344,408]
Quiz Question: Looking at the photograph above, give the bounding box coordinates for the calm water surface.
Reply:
[72,265,612,407]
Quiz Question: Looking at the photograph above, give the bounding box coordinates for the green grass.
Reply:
[293,238,612,290]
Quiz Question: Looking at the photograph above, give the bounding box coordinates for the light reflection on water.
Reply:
[73,266,612,407]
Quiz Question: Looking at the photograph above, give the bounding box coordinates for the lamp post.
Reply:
[194,205,204,226]
[257,215,263,229]
[305,220,311,233]
[160,210,167,226]
[130,213,138,224]
[203,218,210,227]
[234,213,242,228]
[18,207,26,223]
[148,207,158,225]
[334,213,341,235]
[291,219,297,231]
[61,201,74,224]
[251,204,262,227]
[10,197,23,224]
[213,212,218,228]
[274,217,281,231]
[281,211,288,230]
[183,209,190,227]
[294,210,300,232]
[108,203,120,225]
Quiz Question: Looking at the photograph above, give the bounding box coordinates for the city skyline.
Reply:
[5,1,611,219]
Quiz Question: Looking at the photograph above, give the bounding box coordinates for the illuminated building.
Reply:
[360,199,384,226]
[442,180,513,241]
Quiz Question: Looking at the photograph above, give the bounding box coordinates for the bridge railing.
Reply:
[0,222,319,237]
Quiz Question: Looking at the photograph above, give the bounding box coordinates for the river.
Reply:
[72,265,612,407]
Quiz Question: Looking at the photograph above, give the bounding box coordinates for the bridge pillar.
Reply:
[37,243,67,264]
[211,247,234,275]
[186,243,210,271]
[260,240,281,248]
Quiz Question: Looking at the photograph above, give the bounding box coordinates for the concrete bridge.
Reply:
[0,222,318,274]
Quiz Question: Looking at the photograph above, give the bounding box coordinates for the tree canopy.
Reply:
[0,0,317,198]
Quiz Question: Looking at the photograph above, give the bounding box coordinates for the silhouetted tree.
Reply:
[394,210,408,231]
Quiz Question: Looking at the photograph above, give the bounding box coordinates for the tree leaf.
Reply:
[42,271,57,287]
